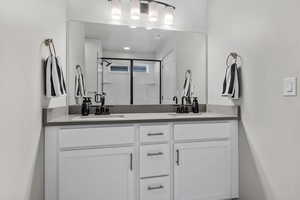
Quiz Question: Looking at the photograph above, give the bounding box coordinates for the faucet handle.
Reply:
[173,96,178,104]
[95,93,102,103]
[100,95,105,107]
[181,96,188,105]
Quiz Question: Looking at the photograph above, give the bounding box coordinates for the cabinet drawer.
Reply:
[140,144,170,178]
[174,122,232,141]
[140,176,170,200]
[140,125,170,143]
[59,126,135,149]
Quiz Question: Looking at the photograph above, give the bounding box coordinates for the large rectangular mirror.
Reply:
[67,21,207,105]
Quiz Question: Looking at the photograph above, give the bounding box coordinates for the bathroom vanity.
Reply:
[52,17,239,200]
[44,112,239,200]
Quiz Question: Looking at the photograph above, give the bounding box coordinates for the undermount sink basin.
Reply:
[72,114,125,121]
[168,113,202,117]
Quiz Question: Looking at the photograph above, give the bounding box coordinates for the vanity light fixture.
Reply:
[164,6,174,25]
[130,25,137,28]
[148,2,159,22]
[108,0,175,25]
[123,46,131,50]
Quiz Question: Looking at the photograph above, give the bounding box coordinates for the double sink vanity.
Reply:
[45,19,239,200]
[44,108,239,200]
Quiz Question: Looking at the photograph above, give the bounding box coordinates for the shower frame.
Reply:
[98,57,162,105]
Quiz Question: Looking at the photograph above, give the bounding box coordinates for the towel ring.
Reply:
[185,69,192,78]
[44,39,57,57]
[226,52,243,68]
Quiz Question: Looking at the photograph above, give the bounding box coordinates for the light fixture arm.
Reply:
[107,0,176,10]
[146,0,176,10]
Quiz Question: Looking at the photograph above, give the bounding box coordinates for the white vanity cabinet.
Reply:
[139,124,172,200]
[59,147,135,200]
[174,141,231,200]
[174,122,239,200]
[45,120,238,200]
[45,125,137,200]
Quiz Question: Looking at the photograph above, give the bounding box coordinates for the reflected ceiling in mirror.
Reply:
[84,22,174,56]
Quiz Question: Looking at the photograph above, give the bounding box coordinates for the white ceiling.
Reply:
[84,22,175,54]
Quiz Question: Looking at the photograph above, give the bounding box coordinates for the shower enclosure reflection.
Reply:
[98,58,161,105]
[67,21,207,105]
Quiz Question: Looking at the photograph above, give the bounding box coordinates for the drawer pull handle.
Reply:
[176,149,180,166]
[130,153,133,171]
[147,152,164,157]
[148,185,164,191]
[147,132,164,136]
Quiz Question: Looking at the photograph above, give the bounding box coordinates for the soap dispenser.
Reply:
[81,97,92,116]
[192,97,200,113]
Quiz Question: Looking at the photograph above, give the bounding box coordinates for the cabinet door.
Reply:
[59,147,135,200]
[174,141,231,200]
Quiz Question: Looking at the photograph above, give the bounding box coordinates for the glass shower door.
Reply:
[133,60,160,105]
[100,59,131,105]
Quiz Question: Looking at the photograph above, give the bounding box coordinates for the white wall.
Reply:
[85,39,102,96]
[207,1,300,199]
[67,21,85,105]
[0,1,66,200]
[176,32,207,103]
[67,0,207,32]
[68,24,103,105]
[157,32,207,103]
[156,36,177,104]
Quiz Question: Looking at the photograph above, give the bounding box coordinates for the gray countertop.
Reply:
[44,112,239,126]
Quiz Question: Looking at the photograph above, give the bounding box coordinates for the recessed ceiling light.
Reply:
[130,25,137,29]
[123,46,131,51]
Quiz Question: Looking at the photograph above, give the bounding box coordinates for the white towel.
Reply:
[45,56,67,97]
[222,63,240,99]
[74,65,87,98]
[183,70,193,97]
